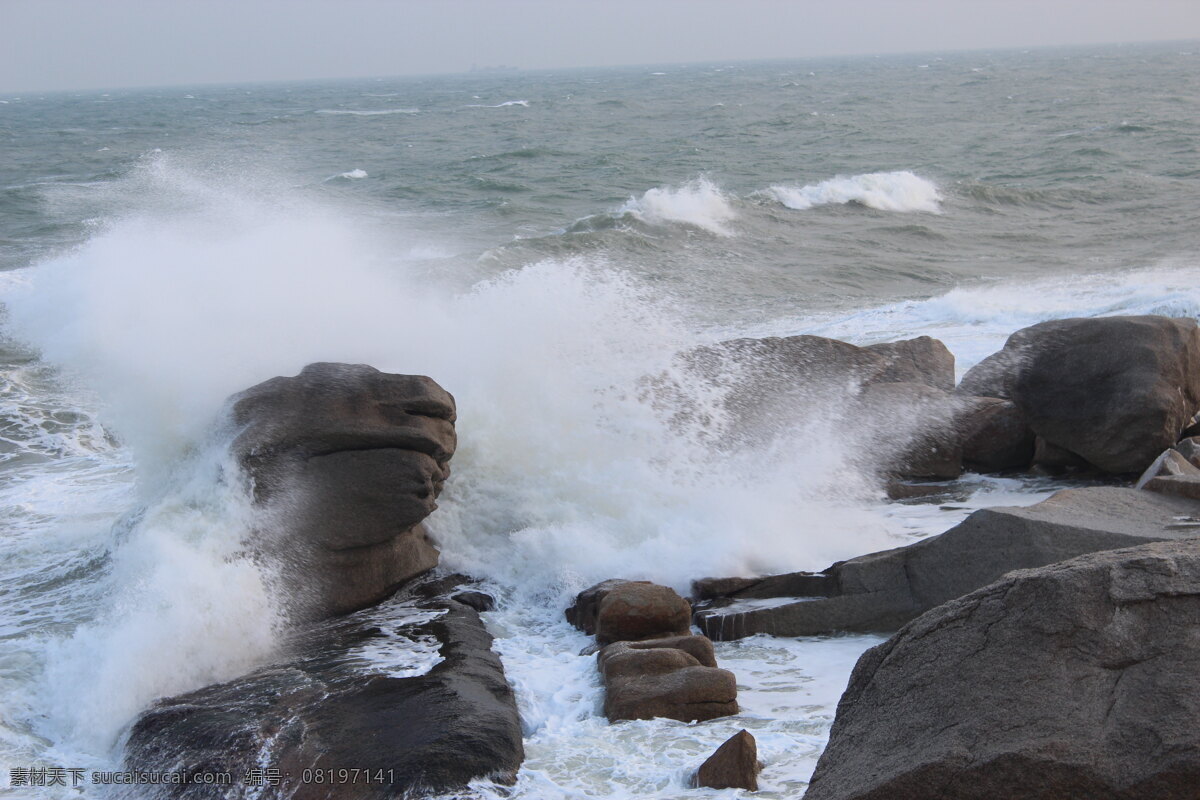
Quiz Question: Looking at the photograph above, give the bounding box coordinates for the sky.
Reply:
[2,0,1199,93]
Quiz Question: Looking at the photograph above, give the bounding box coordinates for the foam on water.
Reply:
[0,157,900,765]
[732,259,1200,375]
[765,171,942,213]
[617,177,739,237]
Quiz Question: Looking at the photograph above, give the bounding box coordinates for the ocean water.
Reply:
[0,41,1198,797]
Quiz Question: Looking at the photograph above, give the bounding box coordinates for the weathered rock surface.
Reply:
[955,396,1035,472]
[1175,436,1200,467]
[957,316,1200,474]
[1135,447,1200,489]
[696,487,1200,639]
[231,362,457,618]
[565,578,630,635]
[693,729,760,791]
[594,581,692,644]
[864,336,955,392]
[805,539,1200,800]
[602,660,738,723]
[123,595,524,799]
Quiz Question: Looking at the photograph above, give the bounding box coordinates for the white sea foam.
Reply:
[618,176,739,236]
[465,100,530,108]
[766,171,942,213]
[339,168,368,179]
[736,260,1200,376]
[6,156,891,602]
[30,444,282,753]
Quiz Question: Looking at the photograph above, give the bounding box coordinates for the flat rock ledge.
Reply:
[123,589,523,800]
[695,486,1200,639]
[804,538,1200,800]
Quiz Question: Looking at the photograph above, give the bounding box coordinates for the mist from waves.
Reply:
[0,156,906,776]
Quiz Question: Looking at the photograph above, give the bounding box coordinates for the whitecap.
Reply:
[766,171,942,213]
[315,107,419,116]
[618,176,738,236]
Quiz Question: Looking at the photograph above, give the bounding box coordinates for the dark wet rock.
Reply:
[123,598,523,800]
[410,572,473,597]
[603,662,738,723]
[885,480,955,501]
[1183,415,1200,440]
[696,487,1200,639]
[452,591,495,612]
[1033,436,1091,471]
[955,396,1035,472]
[692,572,835,602]
[565,578,630,635]
[1135,448,1200,489]
[856,382,962,479]
[864,336,955,392]
[805,539,1200,800]
[230,362,457,618]
[957,316,1200,474]
[693,729,760,791]
[594,581,692,645]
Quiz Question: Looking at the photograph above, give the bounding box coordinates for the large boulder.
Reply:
[599,638,739,724]
[123,594,524,799]
[565,579,631,635]
[593,581,692,645]
[695,487,1200,639]
[957,316,1200,474]
[864,336,955,392]
[805,539,1200,800]
[955,396,1035,472]
[230,363,456,618]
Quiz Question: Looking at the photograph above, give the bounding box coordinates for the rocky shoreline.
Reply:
[121,314,1200,798]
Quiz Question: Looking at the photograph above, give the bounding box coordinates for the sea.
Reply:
[0,41,1198,798]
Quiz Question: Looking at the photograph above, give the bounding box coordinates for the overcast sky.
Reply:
[3,0,1199,93]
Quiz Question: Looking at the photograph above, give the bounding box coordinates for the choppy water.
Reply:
[1,41,1198,798]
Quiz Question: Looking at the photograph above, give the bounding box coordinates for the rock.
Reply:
[565,579,630,635]
[885,480,955,501]
[804,539,1200,800]
[693,729,760,791]
[856,382,962,479]
[693,572,834,602]
[1173,436,1200,468]
[124,598,524,799]
[452,591,495,612]
[603,664,738,723]
[1033,436,1091,471]
[864,336,955,392]
[1143,474,1200,502]
[600,634,718,669]
[598,642,702,682]
[955,396,1035,472]
[695,487,1200,639]
[594,582,692,644]
[1183,415,1200,439]
[1135,447,1200,489]
[230,362,457,618]
[957,316,1200,474]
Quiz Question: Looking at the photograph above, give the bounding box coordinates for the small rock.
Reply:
[1173,436,1200,468]
[1135,448,1200,489]
[452,591,495,612]
[693,729,760,791]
